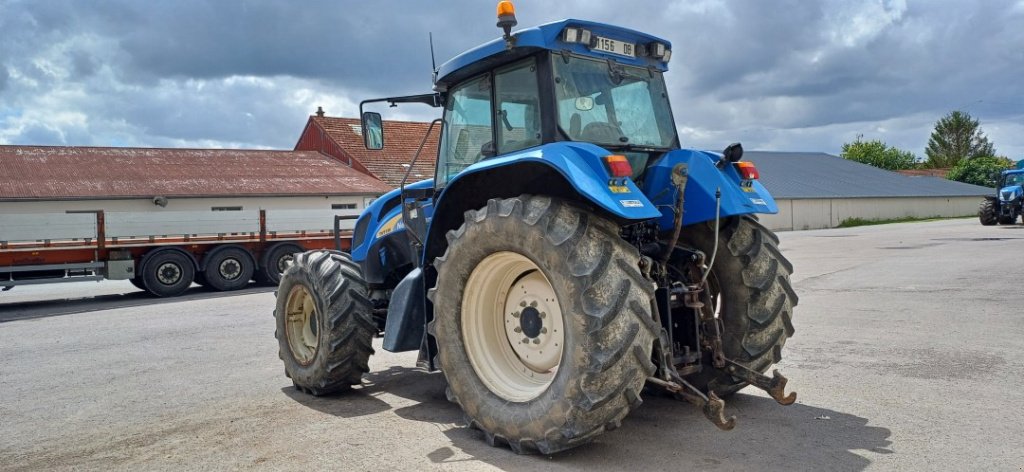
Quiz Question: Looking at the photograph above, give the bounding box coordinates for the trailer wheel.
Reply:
[141,250,195,297]
[979,198,998,226]
[258,243,303,285]
[275,250,375,395]
[678,216,797,397]
[129,277,146,291]
[429,196,657,454]
[203,246,255,291]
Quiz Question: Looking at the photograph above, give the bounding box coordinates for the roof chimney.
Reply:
[315,106,325,118]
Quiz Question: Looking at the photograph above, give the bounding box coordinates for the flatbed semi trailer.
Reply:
[0,208,355,297]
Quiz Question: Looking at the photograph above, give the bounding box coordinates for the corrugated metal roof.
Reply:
[301,117,440,187]
[745,151,991,199]
[0,145,393,201]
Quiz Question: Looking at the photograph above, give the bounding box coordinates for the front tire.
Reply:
[429,196,657,454]
[275,251,376,395]
[979,199,998,226]
[679,216,798,397]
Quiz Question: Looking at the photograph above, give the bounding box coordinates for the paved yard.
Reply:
[1,218,1023,471]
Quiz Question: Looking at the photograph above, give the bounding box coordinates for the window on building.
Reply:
[211,206,242,211]
[332,203,357,210]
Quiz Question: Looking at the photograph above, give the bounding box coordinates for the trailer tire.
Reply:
[979,198,998,226]
[129,277,146,291]
[141,250,195,298]
[678,216,797,397]
[275,250,375,395]
[429,196,657,454]
[203,246,255,291]
[258,243,303,285]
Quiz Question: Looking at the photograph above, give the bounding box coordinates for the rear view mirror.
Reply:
[574,97,594,111]
[362,112,384,150]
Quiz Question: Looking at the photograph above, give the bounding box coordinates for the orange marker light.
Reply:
[497,1,515,16]
[735,161,759,180]
[604,155,633,178]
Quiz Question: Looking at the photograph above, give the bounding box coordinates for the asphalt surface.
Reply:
[1,218,1023,471]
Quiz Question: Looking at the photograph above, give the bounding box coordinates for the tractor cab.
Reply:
[361,17,679,185]
[427,18,680,185]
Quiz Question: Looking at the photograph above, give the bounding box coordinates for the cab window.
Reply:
[436,75,493,187]
[494,58,541,154]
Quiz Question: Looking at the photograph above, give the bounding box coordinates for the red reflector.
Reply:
[604,155,633,177]
[735,161,759,180]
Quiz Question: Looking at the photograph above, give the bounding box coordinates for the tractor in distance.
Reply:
[979,163,1024,225]
[273,2,798,454]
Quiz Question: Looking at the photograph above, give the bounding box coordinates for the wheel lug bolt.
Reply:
[522,338,530,344]
[532,339,540,344]
[540,312,546,319]
[520,301,527,307]
[530,301,538,307]
[511,311,520,318]
[514,327,522,333]
[540,327,547,334]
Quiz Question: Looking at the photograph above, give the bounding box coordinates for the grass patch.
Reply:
[837,215,972,228]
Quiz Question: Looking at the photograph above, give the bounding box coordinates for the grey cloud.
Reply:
[0,0,1021,158]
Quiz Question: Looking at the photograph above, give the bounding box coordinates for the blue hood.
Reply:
[999,185,1022,201]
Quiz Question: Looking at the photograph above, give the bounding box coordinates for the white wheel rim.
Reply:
[285,284,319,365]
[461,251,565,402]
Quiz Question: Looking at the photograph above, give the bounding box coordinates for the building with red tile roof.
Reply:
[294,110,440,187]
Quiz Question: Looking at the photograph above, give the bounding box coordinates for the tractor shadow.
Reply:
[281,366,453,420]
[287,366,892,471]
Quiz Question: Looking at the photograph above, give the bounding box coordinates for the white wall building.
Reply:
[746,152,989,231]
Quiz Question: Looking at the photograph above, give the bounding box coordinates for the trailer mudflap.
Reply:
[383,267,425,352]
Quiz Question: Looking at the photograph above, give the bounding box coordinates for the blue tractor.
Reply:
[274,2,797,454]
[979,166,1024,225]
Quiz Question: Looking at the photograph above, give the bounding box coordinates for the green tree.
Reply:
[924,110,995,168]
[946,156,1013,187]
[840,136,917,170]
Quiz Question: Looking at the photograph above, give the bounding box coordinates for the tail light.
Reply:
[735,161,759,180]
[603,155,633,178]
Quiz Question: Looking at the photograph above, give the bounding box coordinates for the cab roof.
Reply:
[435,19,672,88]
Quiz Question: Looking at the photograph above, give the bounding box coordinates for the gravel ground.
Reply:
[1,218,1023,471]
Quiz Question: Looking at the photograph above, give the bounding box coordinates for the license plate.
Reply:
[591,36,635,58]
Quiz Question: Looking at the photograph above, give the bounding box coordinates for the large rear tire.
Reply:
[275,251,376,395]
[679,216,798,397]
[979,199,998,226]
[429,196,657,454]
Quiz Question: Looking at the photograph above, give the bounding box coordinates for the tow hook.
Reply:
[647,376,736,431]
[723,360,797,406]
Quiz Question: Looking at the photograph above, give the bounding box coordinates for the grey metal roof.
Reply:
[743,151,991,199]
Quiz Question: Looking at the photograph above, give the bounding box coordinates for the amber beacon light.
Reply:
[497,1,518,47]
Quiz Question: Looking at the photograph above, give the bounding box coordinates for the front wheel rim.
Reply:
[285,284,319,365]
[461,251,565,402]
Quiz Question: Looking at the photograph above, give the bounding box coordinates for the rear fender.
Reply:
[422,142,660,265]
[642,149,778,229]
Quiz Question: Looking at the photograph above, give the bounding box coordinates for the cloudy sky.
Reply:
[1,0,1022,158]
